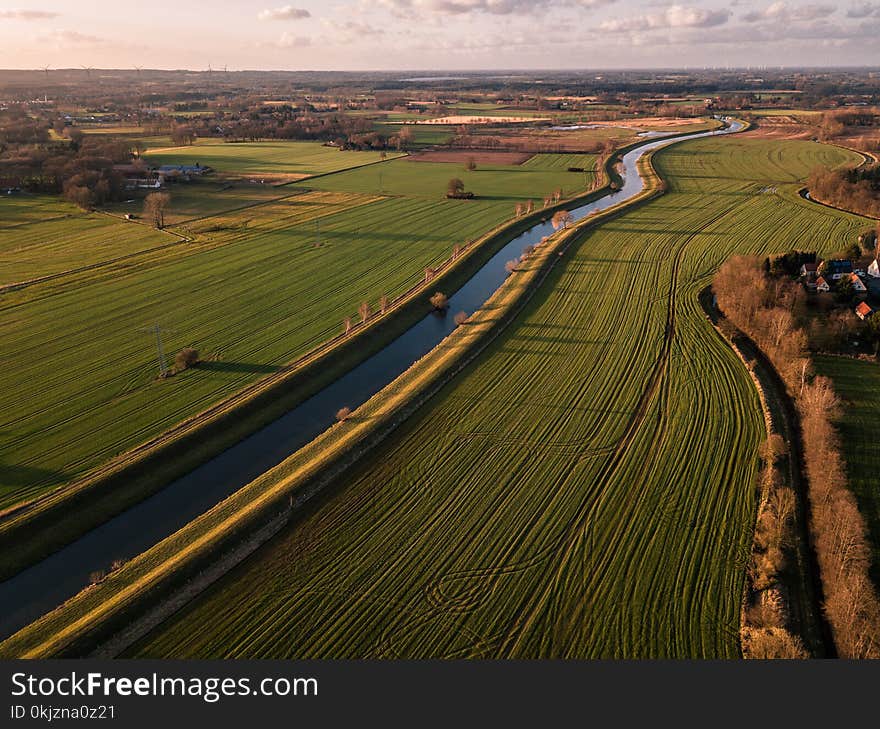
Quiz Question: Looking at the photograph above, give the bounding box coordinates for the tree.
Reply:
[379,295,389,314]
[447,177,465,197]
[466,156,477,172]
[359,301,371,323]
[552,209,573,230]
[454,311,469,326]
[144,192,171,229]
[430,292,448,311]
[336,407,352,422]
[174,347,200,372]
[344,317,353,335]
[505,259,519,274]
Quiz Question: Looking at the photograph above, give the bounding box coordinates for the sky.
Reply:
[0,0,879,71]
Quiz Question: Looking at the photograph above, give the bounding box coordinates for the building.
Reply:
[850,272,868,295]
[800,262,819,279]
[869,258,880,279]
[856,302,874,321]
[815,276,831,293]
[823,259,854,281]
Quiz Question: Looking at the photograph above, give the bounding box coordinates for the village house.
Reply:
[823,259,854,281]
[815,276,831,293]
[869,258,880,279]
[849,272,868,296]
[800,262,819,280]
[856,301,874,321]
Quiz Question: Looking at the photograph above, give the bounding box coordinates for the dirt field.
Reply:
[405,150,532,165]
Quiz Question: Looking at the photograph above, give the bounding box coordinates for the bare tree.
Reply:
[344,317,353,335]
[336,407,352,422]
[552,209,573,230]
[465,156,477,172]
[359,301,371,323]
[379,295,389,314]
[454,311,469,326]
[144,192,171,229]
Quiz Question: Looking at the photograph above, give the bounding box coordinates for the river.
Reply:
[0,118,743,640]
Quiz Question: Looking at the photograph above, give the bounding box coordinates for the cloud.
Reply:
[846,1,880,16]
[325,20,386,38]
[599,4,730,32]
[268,31,313,47]
[258,6,312,21]
[0,9,59,20]
[375,0,615,17]
[742,2,837,22]
[37,29,108,47]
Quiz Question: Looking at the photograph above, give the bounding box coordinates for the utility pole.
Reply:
[140,323,172,377]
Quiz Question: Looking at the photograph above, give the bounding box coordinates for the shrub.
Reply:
[430,292,449,311]
[336,407,352,422]
[505,259,519,274]
[174,347,200,372]
[454,311,469,326]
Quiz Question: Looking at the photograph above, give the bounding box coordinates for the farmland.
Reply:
[301,154,596,200]
[0,150,597,509]
[145,140,402,179]
[814,355,880,584]
[0,197,172,285]
[131,138,865,659]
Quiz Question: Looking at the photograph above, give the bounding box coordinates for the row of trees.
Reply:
[715,257,880,658]
[808,165,880,218]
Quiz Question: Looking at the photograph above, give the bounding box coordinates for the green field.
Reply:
[0,148,599,507]
[104,180,292,227]
[145,140,402,177]
[814,355,880,584]
[0,197,172,285]
[300,154,595,200]
[131,138,865,659]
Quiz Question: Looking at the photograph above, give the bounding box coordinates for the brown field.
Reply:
[407,115,550,125]
[405,150,532,165]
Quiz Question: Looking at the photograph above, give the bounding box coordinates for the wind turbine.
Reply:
[42,65,50,79]
[81,65,93,79]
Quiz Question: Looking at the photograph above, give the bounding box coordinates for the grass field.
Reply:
[0,197,173,284]
[300,154,596,200]
[145,140,402,178]
[1,149,598,508]
[814,355,880,584]
[104,181,293,226]
[131,138,865,659]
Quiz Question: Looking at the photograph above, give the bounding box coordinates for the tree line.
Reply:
[715,256,880,659]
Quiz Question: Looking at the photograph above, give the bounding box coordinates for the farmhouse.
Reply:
[856,302,874,320]
[823,259,853,281]
[815,276,831,293]
[800,262,819,279]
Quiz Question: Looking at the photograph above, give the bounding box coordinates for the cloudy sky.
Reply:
[0,0,878,70]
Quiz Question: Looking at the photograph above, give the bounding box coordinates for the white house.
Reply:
[816,276,831,293]
[869,258,880,279]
